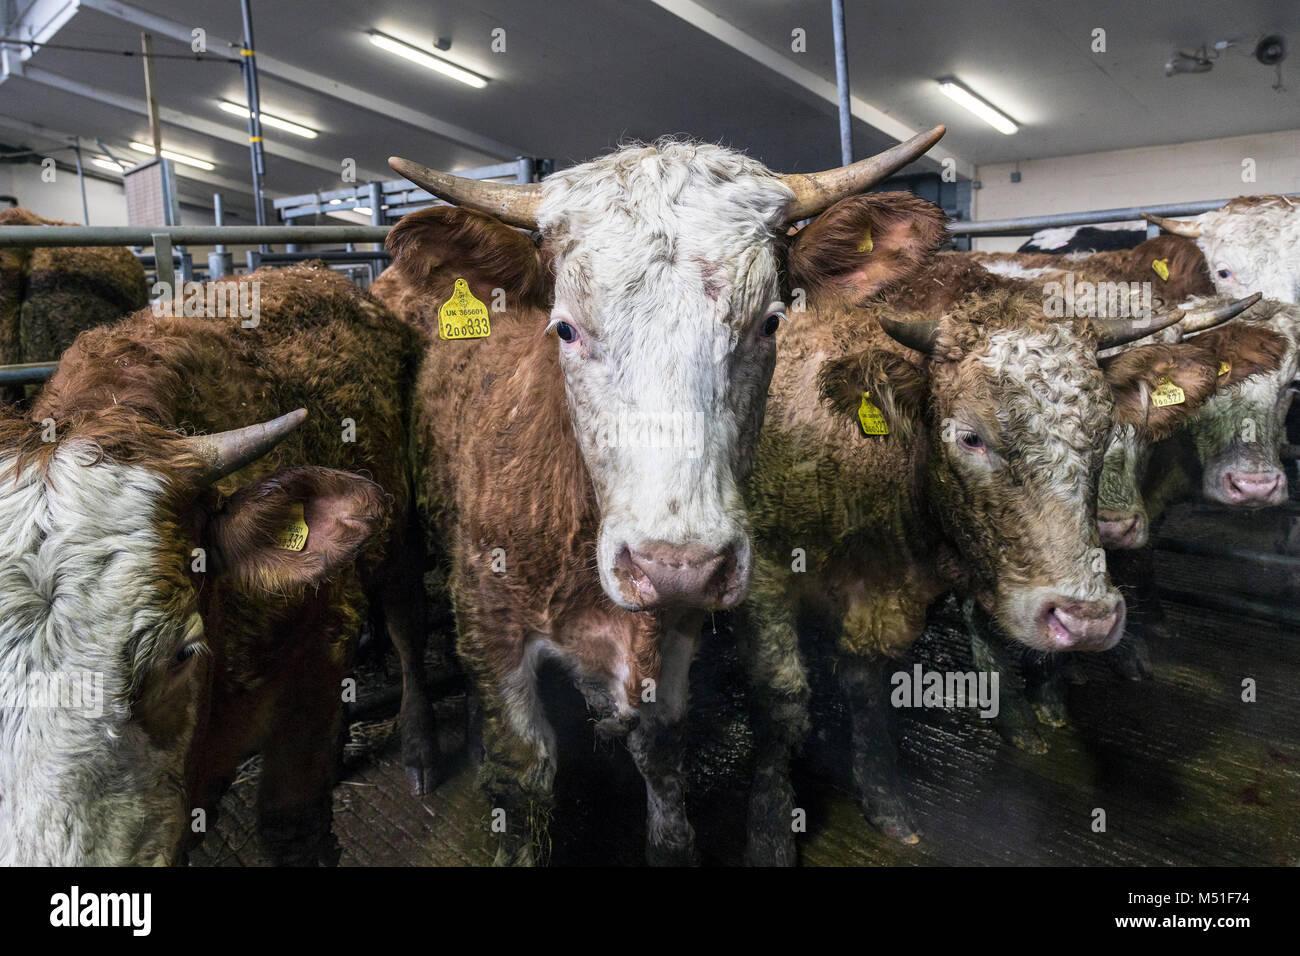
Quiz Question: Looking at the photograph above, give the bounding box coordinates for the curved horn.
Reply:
[782,126,947,223]
[876,315,940,354]
[184,409,308,483]
[1179,292,1262,335]
[1140,212,1202,238]
[1094,294,1259,349]
[389,157,542,229]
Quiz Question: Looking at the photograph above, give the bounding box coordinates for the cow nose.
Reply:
[1040,595,1125,652]
[615,540,742,610]
[1222,469,1285,506]
[1097,511,1146,549]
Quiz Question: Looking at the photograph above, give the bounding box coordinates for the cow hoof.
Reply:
[863,794,919,845]
[402,710,442,796]
[406,765,440,797]
[1032,701,1068,729]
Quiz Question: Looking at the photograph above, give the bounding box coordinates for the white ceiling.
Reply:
[0,0,1296,221]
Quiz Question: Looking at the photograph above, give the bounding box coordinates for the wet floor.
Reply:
[192,502,1300,867]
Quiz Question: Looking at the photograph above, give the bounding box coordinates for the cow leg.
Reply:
[840,655,918,844]
[1103,546,1158,681]
[381,546,441,795]
[256,610,353,866]
[737,577,810,866]
[475,657,557,867]
[964,597,1049,752]
[625,621,700,866]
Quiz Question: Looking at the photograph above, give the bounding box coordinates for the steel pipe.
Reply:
[0,225,391,247]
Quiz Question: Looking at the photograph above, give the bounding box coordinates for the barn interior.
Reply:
[0,0,1297,869]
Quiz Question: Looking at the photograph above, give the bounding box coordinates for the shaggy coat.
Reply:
[0,263,422,865]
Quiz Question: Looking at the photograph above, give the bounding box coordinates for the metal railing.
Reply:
[948,194,1300,238]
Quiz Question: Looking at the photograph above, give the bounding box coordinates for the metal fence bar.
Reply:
[0,362,57,385]
[949,194,1300,237]
[0,225,391,247]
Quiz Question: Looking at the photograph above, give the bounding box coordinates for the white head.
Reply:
[388,129,946,610]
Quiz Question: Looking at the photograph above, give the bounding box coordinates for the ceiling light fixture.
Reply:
[368,30,488,88]
[129,141,216,171]
[218,100,318,138]
[937,77,1019,134]
[91,157,124,172]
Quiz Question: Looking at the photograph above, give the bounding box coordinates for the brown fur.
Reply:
[6,262,422,863]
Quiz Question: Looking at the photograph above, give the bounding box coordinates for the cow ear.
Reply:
[788,192,947,304]
[208,467,389,597]
[818,347,927,441]
[1186,322,1289,387]
[1106,343,1220,439]
[385,205,550,309]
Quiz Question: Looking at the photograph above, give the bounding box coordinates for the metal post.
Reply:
[72,136,89,225]
[239,0,267,229]
[152,232,175,292]
[140,34,163,159]
[368,181,383,226]
[830,0,853,166]
[208,192,232,277]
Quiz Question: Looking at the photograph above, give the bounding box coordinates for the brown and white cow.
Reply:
[0,263,422,865]
[373,130,946,865]
[735,194,1250,861]
[1145,195,1300,304]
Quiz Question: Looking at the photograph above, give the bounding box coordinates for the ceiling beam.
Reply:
[77,0,524,161]
[4,62,392,183]
[646,0,973,179]
[0,111,267,214]
[0,0,81,64]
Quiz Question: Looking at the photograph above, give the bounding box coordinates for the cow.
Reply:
[0,207,149,401]
[1145,195,1300,304]
[0,263,423,865]
[969,234,1215,310]
[735,191,1253,861]
[1018,222,1147,254]
[371,129,947,865]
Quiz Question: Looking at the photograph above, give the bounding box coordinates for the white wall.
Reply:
[0,162,130,225]
[971,129,1300,251]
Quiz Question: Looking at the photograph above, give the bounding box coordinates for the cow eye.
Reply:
[1216,268,1233,280]
[762,313,783,337]
[958,431,984,451]
[555,321,577,343]
[172,642,204,668]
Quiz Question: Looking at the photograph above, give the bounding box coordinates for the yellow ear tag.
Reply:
[274,502,309,552]
[438,278,491,340]
[1218,360,1231,377]
[856,227,874,254]
[857,391,889,435]
[1151,376,1186,408]
[1151,258,1170,281]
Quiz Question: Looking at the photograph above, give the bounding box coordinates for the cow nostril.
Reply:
[620,540,741,608]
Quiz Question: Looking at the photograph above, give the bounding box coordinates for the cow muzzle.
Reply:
[612,539,748,611]
[1038,594,1126,652]
[1097,510,1148,549]
[1212,467,1287,507]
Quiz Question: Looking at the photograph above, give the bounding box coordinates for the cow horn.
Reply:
[781,126,947,223]
[1140,212,1202,238]
[184,408,308,483]
[876,315,941,354]
[388,157,543,229]
[1094,294,1259,348]
[1180,292,1262,335]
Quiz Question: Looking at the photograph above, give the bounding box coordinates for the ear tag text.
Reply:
[439,278,491,340]
[274,502,309,552]
[1151,376,1186,408]
[857,391,889,435]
